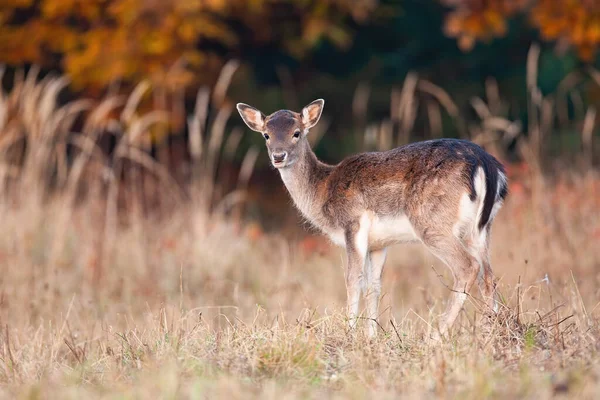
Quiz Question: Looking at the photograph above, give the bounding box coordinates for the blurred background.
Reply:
[0,5,600,391]
[0,0,599,284]
[1,0,599,232]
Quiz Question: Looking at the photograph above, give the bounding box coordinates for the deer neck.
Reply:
[278,141,332,225]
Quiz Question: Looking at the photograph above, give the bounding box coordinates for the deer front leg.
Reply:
[345,246,364,329]
[365,248,387,338]
[344,216,370,330]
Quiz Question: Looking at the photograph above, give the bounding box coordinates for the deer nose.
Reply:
[272,151,287,164]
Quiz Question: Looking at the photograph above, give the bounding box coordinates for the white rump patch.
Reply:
[473,167,487,226]
[489,171,507,222]
[453,167,488,261]
[453,192,477,239]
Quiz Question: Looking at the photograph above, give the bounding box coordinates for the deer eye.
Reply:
[263,133,270,140]
[293,130,301,138]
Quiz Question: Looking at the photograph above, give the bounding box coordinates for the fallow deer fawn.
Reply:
[237,99,507,339]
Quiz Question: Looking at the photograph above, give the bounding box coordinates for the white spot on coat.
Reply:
[355,213,371,258]
[369,214,419,247]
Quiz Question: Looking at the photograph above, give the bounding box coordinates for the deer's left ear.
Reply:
[301,99,324,130]
[237,103,266,132]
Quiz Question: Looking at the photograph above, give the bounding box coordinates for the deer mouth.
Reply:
[271,153,288,168]
[272,159,286,168]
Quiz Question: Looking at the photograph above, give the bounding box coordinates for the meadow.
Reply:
[0,59,599,399]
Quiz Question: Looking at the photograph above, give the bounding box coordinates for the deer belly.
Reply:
[369,215,419,247]
[324,229,346,247]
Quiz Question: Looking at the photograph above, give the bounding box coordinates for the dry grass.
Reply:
[1,171,599,399]
[1,57,600,399]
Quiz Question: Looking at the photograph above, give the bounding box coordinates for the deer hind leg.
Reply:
[481,260,498,312]
[344,215,371,329]
[426,238,480,338]
[365,248,387,338]
[477,226,499,313]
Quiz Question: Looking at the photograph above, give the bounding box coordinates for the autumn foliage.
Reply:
[444,0,600,60]
[0,0,375,92]
[1,1,599,96]
[530,0,600,61]
[442,0,528,51]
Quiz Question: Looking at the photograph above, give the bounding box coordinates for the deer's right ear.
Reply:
[301,99,324,130]
[236,103,266,132]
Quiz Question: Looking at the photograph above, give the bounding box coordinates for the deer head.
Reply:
[236,99,324,168]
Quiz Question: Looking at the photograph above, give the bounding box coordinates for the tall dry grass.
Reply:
[0,48,599,398]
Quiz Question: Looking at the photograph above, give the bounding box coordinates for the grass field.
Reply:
[1,65,600,399]
[0,168,599,399]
